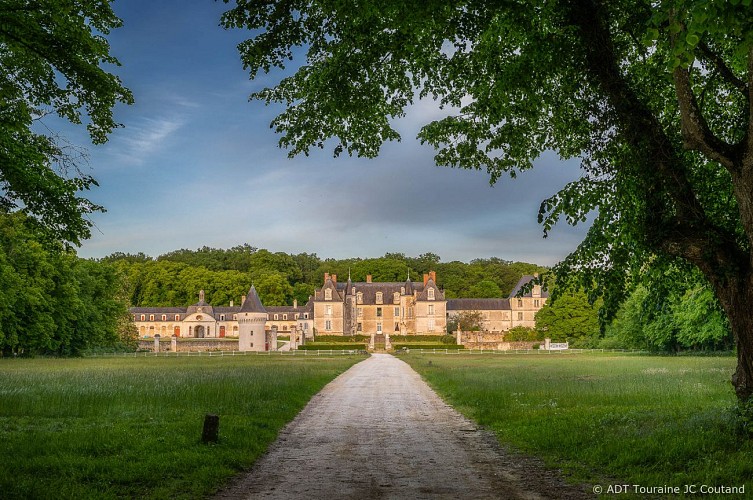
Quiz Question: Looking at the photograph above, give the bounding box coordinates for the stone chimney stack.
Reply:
[293,299,298,309]
[366,274,372,283]
[423,274,429,286]
[429,271,436,283]
[241,295,246,306]
[332,274,337,284]
[230,300,234,307]
[324,272,330,283]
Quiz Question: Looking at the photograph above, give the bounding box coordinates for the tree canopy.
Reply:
[0,1,132,245]
[220,0,753,400]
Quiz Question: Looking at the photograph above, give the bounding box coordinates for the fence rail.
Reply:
[84,349,367,358]
[396,348,650,355]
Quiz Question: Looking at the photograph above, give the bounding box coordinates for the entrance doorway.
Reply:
[195,325,205,338]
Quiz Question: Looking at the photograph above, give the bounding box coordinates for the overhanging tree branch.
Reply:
[673,66,738,172]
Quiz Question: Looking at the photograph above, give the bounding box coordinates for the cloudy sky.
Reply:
[60,1,590,266]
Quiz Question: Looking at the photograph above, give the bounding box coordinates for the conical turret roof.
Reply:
[240,285,267,313]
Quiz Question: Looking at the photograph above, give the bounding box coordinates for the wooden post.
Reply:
[202,414,219,443]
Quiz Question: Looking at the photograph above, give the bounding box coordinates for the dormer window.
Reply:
[376,292,383,304]
[220,314,226,321]
[175,314,180,321]
[401,287,405,294]
[161,314,166,321]
[149,314,154,321]
[325,288,332,301]
[393,292,400,304]
[428,288,435,300]
[357,292,363,304]
[283,314,287,320]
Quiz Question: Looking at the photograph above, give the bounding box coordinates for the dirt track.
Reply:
[214,353,590,499]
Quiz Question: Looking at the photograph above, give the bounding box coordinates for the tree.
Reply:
[534,291,601,347]
[1,1,133,245]
[221,1,753,401]
[446,310,485,333]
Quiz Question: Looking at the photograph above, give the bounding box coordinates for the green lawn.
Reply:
[402,353,753,497]
[0,355,364,499]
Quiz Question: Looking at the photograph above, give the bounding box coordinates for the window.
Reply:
[304,313,308,319]
[149,314,154,321]
[220,314,225,321]
[428,304,434,315]
[325,320,332,331]
[283,314,288,320]
[357,292,363,304]
[357,322,362,332]
[394,323,400,331]
[394,307,400,317]
[428,318,435,331]
[376,307,382,317]
[283,325,288,331]
[326,305,333,316]
[233,314,237,320]
[393,292,400,304]
[294,314,298,320]
[325,288,332,300]
[518,299,523,307]
[132,315,136,321]
[518,312,523,321]
[377,322,382,333]
[274,314,279,320]
[175,314,180,321]
[161,314,166,321]
[357,307,363,317]
[376,292,383,304]
[534,299,540,307]
[401,286,405,294]
[428,288,435,300]
[303,323,308,330]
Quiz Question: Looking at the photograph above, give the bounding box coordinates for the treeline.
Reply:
[0,213,134,356]
[532,269,733,352]
[103,247,547,308]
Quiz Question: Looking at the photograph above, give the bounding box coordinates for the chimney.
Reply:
[230,300,234,307]
[324,272,330,283]
[241,295,246,305]
[429,271,436,283]
[332,274,337,284]
[534,272,539,278]
[293,299,298,309]
[366,274,372,283]
[423,274,429,286]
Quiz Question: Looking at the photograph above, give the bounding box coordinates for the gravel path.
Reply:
[214,353,590,500]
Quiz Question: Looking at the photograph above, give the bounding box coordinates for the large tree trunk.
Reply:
[713,276,753,401]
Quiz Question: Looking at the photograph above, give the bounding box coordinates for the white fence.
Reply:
[86,349,367,358]
[397,348,649,355]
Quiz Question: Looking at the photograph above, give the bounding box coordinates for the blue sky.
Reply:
[60,1,590,266]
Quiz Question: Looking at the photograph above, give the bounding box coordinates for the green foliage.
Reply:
[604,271,733,352]
[107,248,545,307]
[534,291,601,347]
[0,212,129,356]
[0,355,362,498]
[506,326,542,342]
[404,354,751,491]
[0,0,133,244]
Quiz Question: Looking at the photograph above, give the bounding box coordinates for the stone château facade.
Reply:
[129,272,547,349]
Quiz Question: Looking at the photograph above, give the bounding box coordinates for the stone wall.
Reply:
[138,338,240,352]
[457,331,540,350]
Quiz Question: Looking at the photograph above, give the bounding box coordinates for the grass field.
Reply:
[402,353,753,497]
[0,354,364,499]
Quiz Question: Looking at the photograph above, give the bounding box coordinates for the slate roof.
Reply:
[509,275,549,298]
[415,278,444,301]
[239,285,267,313]
[348,281,415,304]
[446,298,511,311]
